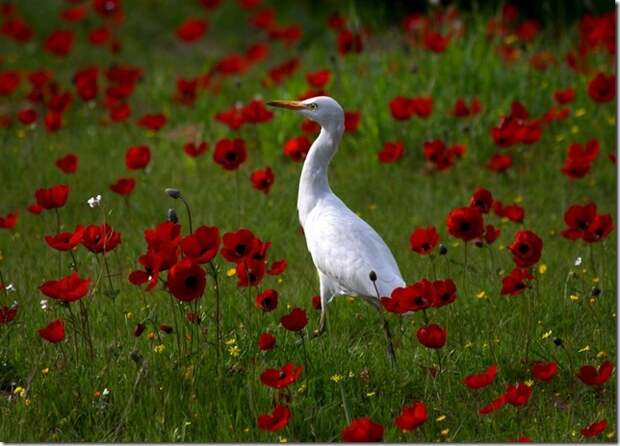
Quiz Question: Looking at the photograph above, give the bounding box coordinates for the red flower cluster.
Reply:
[389,96,433,120]
[561,202,613,243]
[561,139,600,180]
[423,139,465,171]
[382,278,457,313]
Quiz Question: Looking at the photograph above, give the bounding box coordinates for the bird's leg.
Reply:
[313,307,327,338]
[369,271,397,366]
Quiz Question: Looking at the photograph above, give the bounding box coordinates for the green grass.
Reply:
[0,1,616,442]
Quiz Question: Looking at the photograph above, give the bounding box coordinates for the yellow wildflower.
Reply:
[224,338,236,346]
[542,330,552,340]
[226,267,236,277]
[330,374,344,383]
[154,344,166,353]
[538,264,547,274]
[575,108,586,117]
[578,345,590,353]
[228,345,240,357]
[14,386,26,398]
[441,428,450,436]
[436,415,447,422]
[41,367,49,375]
[476,291,487,300]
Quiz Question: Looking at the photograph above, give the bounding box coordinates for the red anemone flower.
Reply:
[0,211,18,229]
[531,361,558,381]
[44,29,74,57]
[110,177,136,196]
[45,225,84,251]
[501,267,533,296]
[241,99,273,123]
[424,31,449,52]
[176,18,208,42]
[257,405,290,432]
[283,136,311,162]
[344,111,361,132]
[35,184,69,210]
[378,141,405,163]
[389,96,415,120]
[484,225,501,244]
[125,145,151,170]
[250,167,275,194]
[469,188,494,214]
[479,394,506,415]
[17,108,37,125]
[577,361,614,386]
[213,138,247,170]
[432,279,457,307]
[583,214,614,243]
[180,226,220,264]
[39,272,91,302]
[587,72,615,103]
[409,226,439,255]
[81,224,121,254]
[581,419,607,437]
[258,332,276,351]
[167,259,206,302]
[561,203,599,240]
[55,153,79,174]
[235,258,265,287]
[394,401,427,432]
[0,305,17,324]
[256,289,278,312]
[464,364,497,389]
[306,69,331,88]
[280,307,308,332]
[267,259,287,275]
[341,417,384,442]
[38,319,65,343]
[221,229,259,262]
[259,362,304,389]
[487,153,513,173]
[137,113,167,132]
[184,141,208,158]
[554,87,575,104]
[416,323,446,349]
[446,207,484,242]
[508,230,542,268]
[337,29,363,56]
[505,383,532,406]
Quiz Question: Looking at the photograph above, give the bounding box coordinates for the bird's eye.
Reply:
[309,103,318,110]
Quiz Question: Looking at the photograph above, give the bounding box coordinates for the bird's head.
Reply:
[267,96,344,131]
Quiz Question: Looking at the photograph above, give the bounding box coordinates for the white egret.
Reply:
[267,96,404,363]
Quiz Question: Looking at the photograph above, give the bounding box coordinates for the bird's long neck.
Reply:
[297,122,344,225]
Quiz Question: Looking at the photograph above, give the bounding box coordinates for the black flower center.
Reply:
[225,151,238,162]
[235,244,246,255]
[518,243,530,254]
[460,222,471,232]
[185,275,198,289]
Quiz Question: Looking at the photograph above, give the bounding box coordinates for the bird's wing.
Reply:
[304,194,405,299]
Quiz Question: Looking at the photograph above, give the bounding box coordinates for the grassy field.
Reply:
[0,0,616,442]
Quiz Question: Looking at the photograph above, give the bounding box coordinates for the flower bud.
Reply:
[369,271,377,282]
[439,244,448,255]
[165,188,181,199]
[167,208,178,223]
[592,286,601,296]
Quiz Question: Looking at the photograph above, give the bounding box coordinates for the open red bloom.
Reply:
[508,230,542,268]
[389,96,415,120]
[554,87,575,104]
[256,289,278,312]
[378,141,404,163]
[241,99,273,124]
[260,362,303,389]
[267,259,287,276]
[176,18,208,42]
[17,108,37,125]
[587,72,615,103]
[221,229,259,262]
[306,69,331,88]
[424,30,449,52]
[45,224,84,251]
[432,279,457,308]
[38,319,65,343]
[125,145,151,170]
[581,419,607,437]
[337,29,363,56]
[464,364,497,389]
[81,224,121,254]
[484,225,501,244]
[341,417,384,442]
[257,405,289,432]
[505,383,532,406]
[0,71,20,95]
[479,394,506,415]
[110,177,136,196]
[577,361,614,386]
[184,141,208,158]
[409,226,439,255]
[412,97,433,117]
[382,279,434,314]
[501,268,533,296]
[394,401,427,432]
[446,207,484,242]
[416,323,446,349]
[39,272,91,302]
[583,214,614,243]
[344,111,361,132]
[250,167,275,194]
[469,188,494,214]
[531,361,558,381]
[35,184,69,210]
[0,305,17,324]
[487,153,512,173]
[236,258,265,287]
[180,226,220,264]
[213,138,247,170]
[44,29,74,57]
[280,307,308,332]
[215,104,244,129]
[451,98,481,117]
[137,113,167,132]
[283,136,311,162]
[167,259,206,302]
[0,211,18,229]
[561,203,598,240]
[258,332,276,351]
[55,153,78,174]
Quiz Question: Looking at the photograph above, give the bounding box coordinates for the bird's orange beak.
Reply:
[266,100,307,110]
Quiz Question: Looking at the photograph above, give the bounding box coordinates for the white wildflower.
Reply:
[574,257,582,266]
[88,195,102,208]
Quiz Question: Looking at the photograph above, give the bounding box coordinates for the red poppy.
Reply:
[44,112,62,132]
[561,156,592,180]
[241,99,273,124]
[378,141,404,163]
[0,305,17,324]
[469,188,493,214]
[236,258,265,287]
[389,96,415,120]
[494,202,525,223]
[174,77,198,106]
[416,323,446,349]
[337,29,363,55]
[581,419,607,437]
[55,153,79,174]
[35,184,69,210]
[213,138,247,171]
[554,88,575,104]
[583,214,614,243]
[311,295,321,310]
[137,113,167,132]
[39,272,91,302]
[283,136,311,162]
[341,417,384,442]
[306,69,331,88]
[17,108,37,125]
[446,207,484,242]
[0,211,18,230]
[0,71,20,95]
[180,225,220,264]
[73,67,98,102]
[89,26,111,45]
[487,153,512,173]
[45,225,84,251]
[28,203,43,215]
[561,203,597,240]
[260,362,304,389]
[167,259,206,302]
[221,229,259,262]
[501,268,533,296]
[464,364,497,389]
[409,227,439,255]
[184,141,208,158]
[394,401,427,432]
[280,307,308,332]
[412,97,433,117]
[109,103,131,122]
[44,29,74,57]
[451,98,482,117]
[176,18,208,42]
[258,332,276,351]
[382,279,434,314]
[531,361,558,381]
[424,31,449,52]
[267,259,287,276]
[479,394,506,415]
[505,383,532,406]
[508,230,542,268]
[577,361,614,386]
[257,405,289,432]
[432,279,458,308]
[250,167,275,194]
[423,140,462,171]
[125,145,151,170]
[568,139,600,162]
[344,111,361,132]
[110,177,136,196]
[587,72,615,103]
[484,225,501,244]
[215,104,244,130]
[38,319,65,343]
[82,224,121,254]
